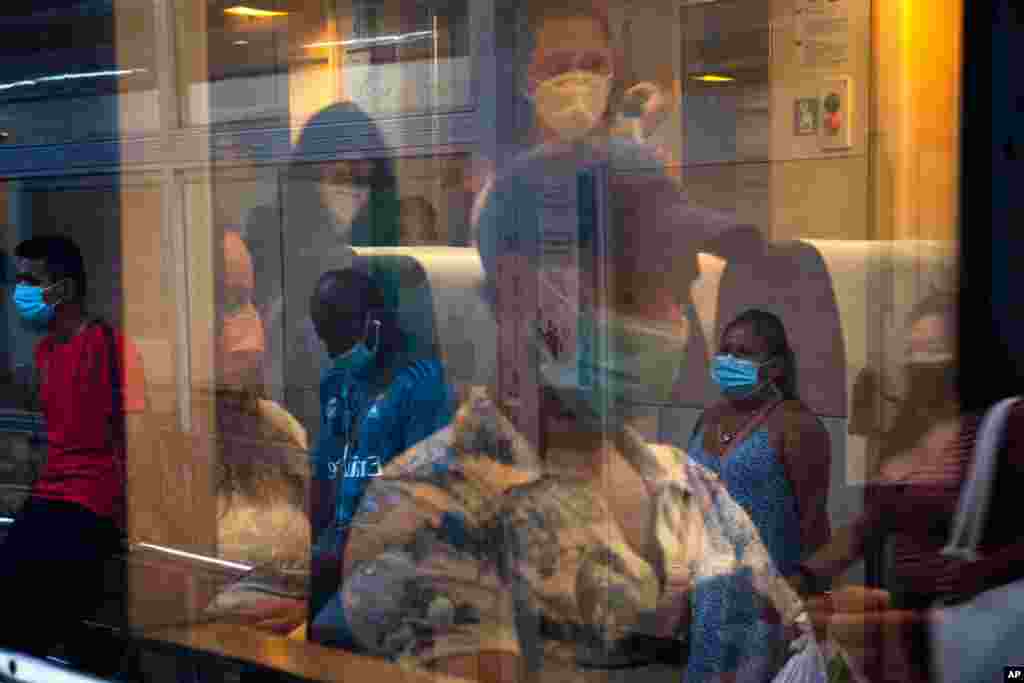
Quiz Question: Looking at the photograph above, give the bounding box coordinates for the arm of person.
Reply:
[113,331,174,546]
[610,156,764,260]
[14,361,42,412]
[780,409,834,560]
[797,518,874,590]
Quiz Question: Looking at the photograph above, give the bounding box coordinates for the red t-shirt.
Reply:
[32,323,147,522]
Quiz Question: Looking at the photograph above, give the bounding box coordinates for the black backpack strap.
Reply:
[689,413,706,445]
[94,319,125,444]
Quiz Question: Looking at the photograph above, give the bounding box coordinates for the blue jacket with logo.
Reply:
[312,357,456,548]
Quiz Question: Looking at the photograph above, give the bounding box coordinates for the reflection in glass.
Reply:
[0,5,158,144]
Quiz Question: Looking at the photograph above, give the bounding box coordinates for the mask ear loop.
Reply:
[730,355,783,401]
[759,356,785,401]
[363,317,382,354]
[42,278,70,308]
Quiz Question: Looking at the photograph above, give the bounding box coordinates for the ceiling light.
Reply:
[304,30,433,49]
[224,6,288,18]
[691,74,736,83]
[233,40,250,45]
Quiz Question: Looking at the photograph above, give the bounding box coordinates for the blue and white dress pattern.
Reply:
[685,426,803,682]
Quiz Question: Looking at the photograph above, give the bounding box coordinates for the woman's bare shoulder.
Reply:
[700,402,728,426]
[774,399,826,430]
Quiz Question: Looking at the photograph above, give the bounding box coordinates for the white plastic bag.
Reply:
[773,637,827,683]
[821,639,869,683]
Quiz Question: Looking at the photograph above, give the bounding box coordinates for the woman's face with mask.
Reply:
[319,159,376,236]
[219,231,266,390]
[904,312,956,402]
[906,313,954,366]
[528,15,614,143]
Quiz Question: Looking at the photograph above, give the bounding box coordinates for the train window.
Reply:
[0,0,967,680]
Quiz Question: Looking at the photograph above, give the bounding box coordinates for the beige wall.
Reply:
[618,0,960,244]
[769,0,872,240]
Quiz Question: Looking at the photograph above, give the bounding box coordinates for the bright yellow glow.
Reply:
[224,6,288,18]
[691,74,736,83]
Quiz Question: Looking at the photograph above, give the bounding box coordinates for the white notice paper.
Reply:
[795,0,850,68]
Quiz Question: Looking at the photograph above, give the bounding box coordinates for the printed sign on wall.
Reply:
[794,0,850,68]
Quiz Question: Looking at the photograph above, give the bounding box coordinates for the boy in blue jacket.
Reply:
[307,265,455,647]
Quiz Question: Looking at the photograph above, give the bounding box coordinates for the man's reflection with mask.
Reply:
[317,4,810,681]
[212,229,310,586]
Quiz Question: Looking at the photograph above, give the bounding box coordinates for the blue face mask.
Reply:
[711,354,776,399]
[12,282,57,330]
[328,319,381,379]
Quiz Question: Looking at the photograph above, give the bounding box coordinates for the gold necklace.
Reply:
[718,400,780,446]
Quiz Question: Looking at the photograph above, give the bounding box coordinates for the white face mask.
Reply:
[321,184,372,236]
[533,70,612,142]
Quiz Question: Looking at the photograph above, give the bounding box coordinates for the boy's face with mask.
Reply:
[218,231,266,390]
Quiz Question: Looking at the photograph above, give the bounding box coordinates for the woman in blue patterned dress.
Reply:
[686,309,832,682]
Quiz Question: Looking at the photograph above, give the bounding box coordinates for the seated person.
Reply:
[204,229,310,635]
[689,309,832,674]
[308,266,456,646]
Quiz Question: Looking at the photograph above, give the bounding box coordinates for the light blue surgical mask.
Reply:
[12,282,58,330]
[710,354,776,399]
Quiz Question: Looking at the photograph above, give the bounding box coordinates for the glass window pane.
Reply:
[0,0,970,679]
[177,0,472,129]
[0,3,160,144]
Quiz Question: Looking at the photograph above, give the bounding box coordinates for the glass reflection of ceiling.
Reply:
[681,0,771,84]
[0,0,157,100]
[1,0,114,22]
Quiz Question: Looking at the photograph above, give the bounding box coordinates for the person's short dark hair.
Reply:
[723,309,799,400]
[14,235,87,301]
[311,268,399,362]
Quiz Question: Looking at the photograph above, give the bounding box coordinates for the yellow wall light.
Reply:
[224,6,289,18]
[691,73,736,83]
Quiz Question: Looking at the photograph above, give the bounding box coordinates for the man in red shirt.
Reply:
[0,235,145,674]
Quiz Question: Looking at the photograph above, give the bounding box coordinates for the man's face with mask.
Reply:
[503,252,689,437]
[219,231,266,390]
[319,159,376,237]
[528,15,614,143]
